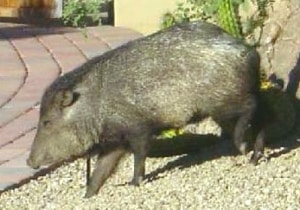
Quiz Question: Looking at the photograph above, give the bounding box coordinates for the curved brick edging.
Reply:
[0,23,143,192]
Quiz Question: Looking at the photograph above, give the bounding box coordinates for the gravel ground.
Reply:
[1,120,300,210]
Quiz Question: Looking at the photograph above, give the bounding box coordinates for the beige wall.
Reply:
[114,0,184,35]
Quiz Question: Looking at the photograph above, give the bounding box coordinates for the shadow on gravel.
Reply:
[145,128,300,183]
[145,136,238,183]
[266,127,300,159]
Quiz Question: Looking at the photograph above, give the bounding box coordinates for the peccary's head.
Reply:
[27,87,98,169]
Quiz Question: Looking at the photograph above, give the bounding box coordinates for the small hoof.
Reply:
[129,176,143,186]
[129,180,140,187]
[84,188,97,198]
[84,192,95,198]
[250,152,269,165]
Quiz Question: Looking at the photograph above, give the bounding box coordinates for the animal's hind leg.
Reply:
[233,98,256,155]
[233,112,252,155]
[250,129,266,165]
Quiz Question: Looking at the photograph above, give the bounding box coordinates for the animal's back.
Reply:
[94,21,260,127]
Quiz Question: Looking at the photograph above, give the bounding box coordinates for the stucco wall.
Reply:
[114,0,183,35]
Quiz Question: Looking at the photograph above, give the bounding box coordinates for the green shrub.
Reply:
[62,0,110,28]
[161,0,274,43]
[161,0,219,29]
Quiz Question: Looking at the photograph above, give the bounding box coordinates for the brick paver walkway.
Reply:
[0,22,142,193]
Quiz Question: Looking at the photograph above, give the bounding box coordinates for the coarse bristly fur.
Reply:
[27,20,261,198]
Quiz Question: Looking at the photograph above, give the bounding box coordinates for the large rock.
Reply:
[257,0,300,98]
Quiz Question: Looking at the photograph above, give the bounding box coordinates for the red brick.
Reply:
[0,109,38,147]
[6,130,36,149]
[0,148,27,162]
[65,34,111,59]
[1,151,30,168]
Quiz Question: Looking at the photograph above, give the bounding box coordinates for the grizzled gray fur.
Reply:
[27,21,261,198]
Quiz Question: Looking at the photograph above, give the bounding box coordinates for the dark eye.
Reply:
[43,120,51,127]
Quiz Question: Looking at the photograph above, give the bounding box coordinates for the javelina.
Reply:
[27,20,261,197]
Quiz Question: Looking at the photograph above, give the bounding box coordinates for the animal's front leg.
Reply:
[132,151,147,186]
[85,148,126,198]
[129,134,150,186]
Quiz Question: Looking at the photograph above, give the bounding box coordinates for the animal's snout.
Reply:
[26,157,40,169]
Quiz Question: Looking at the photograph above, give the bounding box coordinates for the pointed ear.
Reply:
[55,90,80,107]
